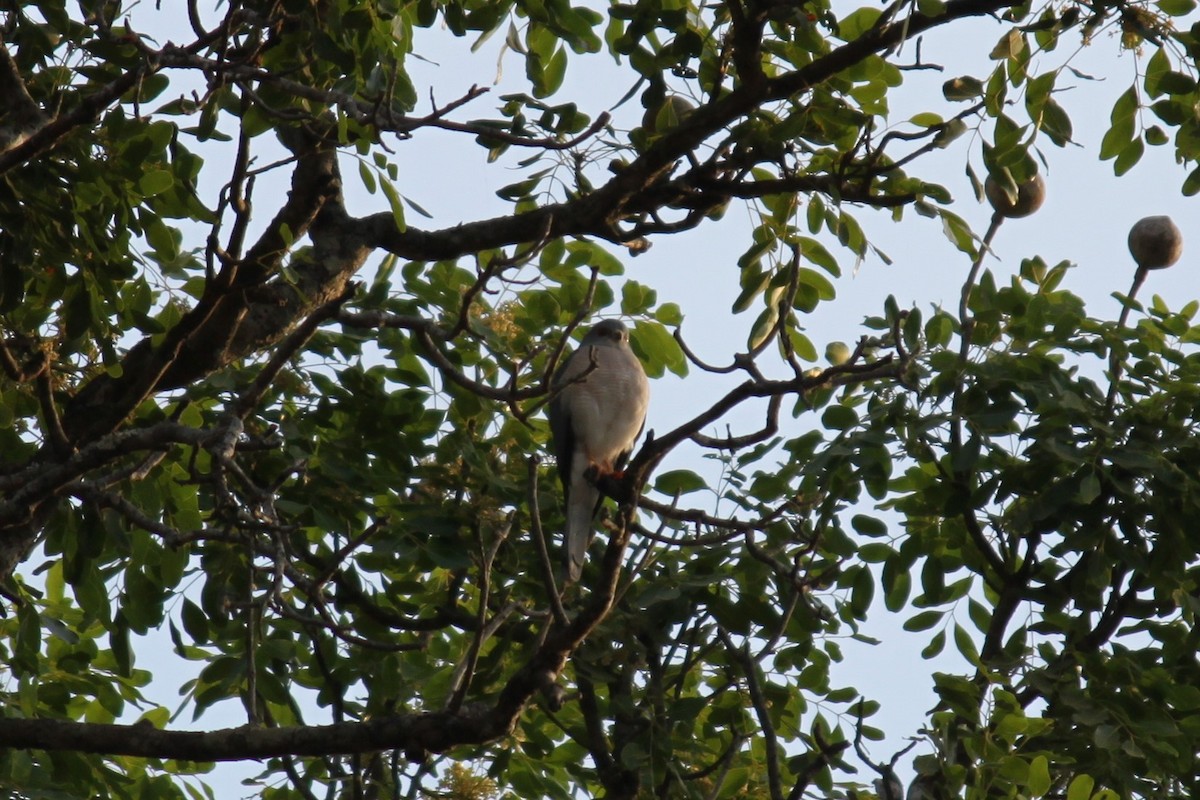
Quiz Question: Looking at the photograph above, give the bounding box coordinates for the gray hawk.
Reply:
[548,319,650,583]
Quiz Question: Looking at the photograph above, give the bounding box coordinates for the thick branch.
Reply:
[0,420,208,514]
[0,38,48,151]
[0,711,505,762]
[62,122,349,444]
[766,0,1019,101]
[625,356,906,486]
[0,61,145,175]
[0,515,634,761]
[36,0,1002,453]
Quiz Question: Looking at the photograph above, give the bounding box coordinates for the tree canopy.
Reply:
[2,0,1200,798]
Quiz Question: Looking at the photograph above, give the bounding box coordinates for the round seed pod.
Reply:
[1127,215,1182,270]
[984,172,1046,219]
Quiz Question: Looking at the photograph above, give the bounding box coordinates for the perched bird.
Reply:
[548,319,650,583]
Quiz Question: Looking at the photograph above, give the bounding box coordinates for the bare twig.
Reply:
[0,338,44,382]
[1104,264,1149,416]
[527,456,569,626]
[446,514,513,713]
[35,365,71,455]
[719,628,784,800]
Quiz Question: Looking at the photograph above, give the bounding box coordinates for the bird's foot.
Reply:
[584,463,635,504]
[584,463,612,482]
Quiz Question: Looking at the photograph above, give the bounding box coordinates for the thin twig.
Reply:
[35,365,71,455]
[233,284,356,419]
[527,456,568,626]
[446,515,513,712]
[1104,264,1148,416]
[719,628,784,800]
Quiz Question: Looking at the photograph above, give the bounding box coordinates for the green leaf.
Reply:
[565,240,624,276]
[851,514,887,537]
[404,194,433,219]
[496,173,545,201]
[934,119,968,148]
[653,470,707,496]
[821,405,858,431]
[379,177,407,232]
[1158,0,1196,15]
[15,603,40,675]
[534,47,569,97]
[1151,98,1189,125]
[621,281,657,315]
[1113,137,1144,176]
[1067,774,1095,800]
[788,328,818,361]
[838,8,882,40]
[1039,98,1073,146]
[851,564,874,614]
[882,555,912,613]
[910,112,944,127]
[953,623,981,665]
[858,543,895,563]
[994,710,1028,741]
[939,209,978,255]
[137,169,174,197]
[181,598,210,644]
[904,609,944,632]
[1076,472,1101,503]
[1028,756,1051,796]
[1100,85,1138,161]
[925,312,954,348]
[111,613,132,677]
[798,237,840,275]
[654,302,683,326]
[632,320,686,377]
[1093,724,1121,750]
[1144,46,1170,98]
[921,630,946,658]
[1158,71,1197,95]
[1184,165,1200,196]
[358,160,377,194]
[747,306,778,350]
[798,268,836,303]
[1024,71,1055,118]
[989,29,1022,60]
[985,64,1008,115]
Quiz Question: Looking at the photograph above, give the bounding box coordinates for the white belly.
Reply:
[562,346,648,467]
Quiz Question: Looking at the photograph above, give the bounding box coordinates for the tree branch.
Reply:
[0,60,146,175]
[0,710,508,761]
[0,37,48,151]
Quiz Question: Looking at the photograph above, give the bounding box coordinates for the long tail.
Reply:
[565,479,598,583]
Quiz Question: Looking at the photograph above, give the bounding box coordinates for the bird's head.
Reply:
[582,319,631,346]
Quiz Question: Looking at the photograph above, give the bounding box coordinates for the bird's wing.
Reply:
[549,333,649,582]
[547,365,577,496]
[549,338,599,493]
[549,341,607,582]
[611,344,650,470]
